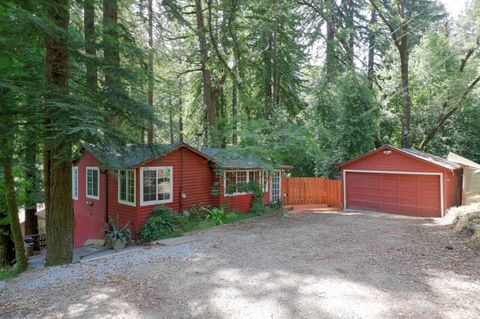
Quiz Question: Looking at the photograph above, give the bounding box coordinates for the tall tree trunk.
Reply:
[399,46,411,148]
[232,75,238,144]
[272,16,280,108]
[325,0,336,82]
[1,152,28,271]
[194,0,218,146]
[0,90,27,271]
[264,32,272,111]
[367,10,376,89]
[178,100,184,143]
[45,0,73,266]
[84,0,97,93]
[169,104,174,144]
[0,89,24,269]
[103,0,121,127]
[147,0,154,143]
[24,126,39,238]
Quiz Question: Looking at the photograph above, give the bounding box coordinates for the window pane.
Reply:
[237,171,247,193]
[225,171,236,194]
[92,170,98,196]
[128,170,135,203]
[143,170,157,202]
[119,170,127,201]
[157,168,171,201]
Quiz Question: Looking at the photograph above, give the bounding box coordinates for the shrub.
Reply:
[139,215,175,242]
[184,205,209,221]
[152,205,175,220]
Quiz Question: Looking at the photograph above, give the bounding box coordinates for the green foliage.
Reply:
[139,215,175,243]
[151,205,176,220]
[0,266,16,281]
[227,181,266,215]
[103,218,132,249]
[203,207,238,225]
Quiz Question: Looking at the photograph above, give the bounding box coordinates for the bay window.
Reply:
[140,167,173,205]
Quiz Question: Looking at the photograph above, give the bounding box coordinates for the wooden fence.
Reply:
[281,177,342,207]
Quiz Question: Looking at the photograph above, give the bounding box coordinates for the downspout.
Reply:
[105,170,109,223]
[179,148,184,212]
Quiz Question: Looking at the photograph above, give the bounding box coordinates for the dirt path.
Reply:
[1,211,480,318]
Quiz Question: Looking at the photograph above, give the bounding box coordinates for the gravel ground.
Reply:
[1,210,480,319]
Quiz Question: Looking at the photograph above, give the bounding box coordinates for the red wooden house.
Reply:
[72,143,289,247]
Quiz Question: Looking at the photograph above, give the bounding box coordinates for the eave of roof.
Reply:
[338,144,460,171]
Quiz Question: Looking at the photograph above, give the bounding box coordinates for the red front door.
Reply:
[346,172,441,217]
[73,203,106,247]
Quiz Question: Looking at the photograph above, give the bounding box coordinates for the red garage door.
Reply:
[346,172,441,217]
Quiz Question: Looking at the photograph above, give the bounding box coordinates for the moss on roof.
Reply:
[84,143,178,169]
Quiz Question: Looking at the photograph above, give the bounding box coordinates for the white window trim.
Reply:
[140,166,174,206]
[72,166,78,200]
[86,166,100,200]
[342,169,444,217]
[224,170,269,197]
[118,169,136,207]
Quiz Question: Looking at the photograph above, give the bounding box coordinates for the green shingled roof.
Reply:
[200,147,270,169]
[83,143,179,169]
[81,143,293,170]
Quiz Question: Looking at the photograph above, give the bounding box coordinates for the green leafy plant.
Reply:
[203,207,238,225]
[139,215,175,242]
[233,182,266,215]
[103,217,132,250]
[152,205,175,220]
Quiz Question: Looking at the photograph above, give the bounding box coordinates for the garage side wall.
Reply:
[444,169,461,211]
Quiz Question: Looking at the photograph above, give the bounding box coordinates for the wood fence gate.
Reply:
[281,177,342,207]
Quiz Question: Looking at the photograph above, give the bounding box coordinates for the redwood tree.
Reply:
[44,0,74,266]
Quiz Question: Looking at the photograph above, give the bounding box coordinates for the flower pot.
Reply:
[112,238,127,250]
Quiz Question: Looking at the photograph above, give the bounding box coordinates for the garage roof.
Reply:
[338,145,460,170]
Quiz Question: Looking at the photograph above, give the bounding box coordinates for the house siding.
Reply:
[108,171,139,237]
[216,173,271,213]
[136,148,214,234]
[73,152,107,247]
[73,144,273,246]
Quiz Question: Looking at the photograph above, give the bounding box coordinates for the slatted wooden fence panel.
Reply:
[282,177,342,207]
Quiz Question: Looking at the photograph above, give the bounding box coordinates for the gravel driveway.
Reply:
[1,210,480,318]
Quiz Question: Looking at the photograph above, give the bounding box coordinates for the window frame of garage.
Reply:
[342,169,444,216]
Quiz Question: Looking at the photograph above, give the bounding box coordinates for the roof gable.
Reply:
[338,145,459,171]
[80,143,211,170]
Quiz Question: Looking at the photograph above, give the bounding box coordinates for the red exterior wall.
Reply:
[340,146,461,216]
[135,148,215,234]
[73,152,107,247]
[216,172,271,213]
[74,146,272,246]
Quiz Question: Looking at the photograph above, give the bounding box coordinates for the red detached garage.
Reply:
[338,145,461,217]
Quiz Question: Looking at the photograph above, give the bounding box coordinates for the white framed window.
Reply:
[72,166,78,200]
[86,167,100,199]
[224,170,268,196]
[118,169,136,206]
[262,171,269,192]
[140,166,173,206]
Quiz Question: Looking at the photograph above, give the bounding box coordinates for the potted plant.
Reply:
[103,217,132,250]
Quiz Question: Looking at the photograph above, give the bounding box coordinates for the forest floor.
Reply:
[1,210,480,318]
